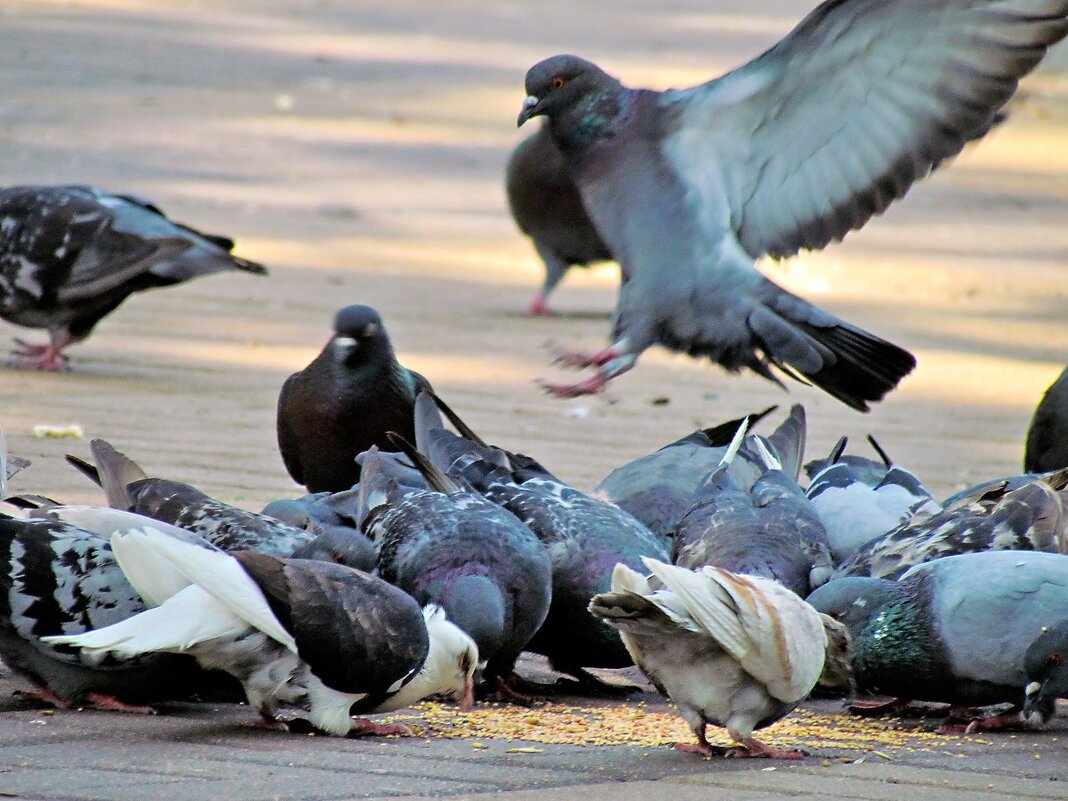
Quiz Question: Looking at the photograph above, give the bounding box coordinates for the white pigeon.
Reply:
[589,556,827,758]
[44,526,478,736]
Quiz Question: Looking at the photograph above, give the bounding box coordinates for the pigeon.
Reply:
[277,304,433,493]
[419,391,668,691]
[672,421,833,597]
[0,185,266,370]
[44,526,478,735]
[0,513,225,712]
[357,438,552,694]
[259,497,377,572]
[808,551,1068,731]
[589,557,828,758]
[833,468,1068,580]
[66,438,316,557]
[1025,366,1068,473]
[505,125,613,315]
[1023,619,1068,727]
[806,437,941,563]
[517,2,1068,407]
[592,405,778,537]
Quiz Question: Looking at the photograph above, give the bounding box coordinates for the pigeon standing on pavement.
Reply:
[0,185,266,370]
[1024,366,1068,473]
[277,305,432,493]
[1023,619,1068,727]
[517,0,1068,408]
[505,126,614,315]
[808,551,1068,731]
[590,557,828,758]
[45,527,478,735]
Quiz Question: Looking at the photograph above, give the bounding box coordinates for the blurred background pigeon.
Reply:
[0,185,266,370]
[1025,366,1068,473]
[277,304,432,493]
[518,1,1068,406]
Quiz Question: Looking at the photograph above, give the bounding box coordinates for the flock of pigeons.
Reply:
[1,0,1068,761]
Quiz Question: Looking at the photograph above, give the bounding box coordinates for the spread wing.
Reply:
[659,0,1068,260]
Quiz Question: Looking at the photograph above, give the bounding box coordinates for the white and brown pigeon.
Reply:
[589,557,828,758]
[44,526,477,735]
[517,0,1068,410]
[0,185,266,370]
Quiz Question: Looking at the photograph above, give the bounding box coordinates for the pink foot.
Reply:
[527,296,556,317]
[14,686,71,710]
[241,716,290,732]
[540,372,611,398]
[480,673,541,707]
[11,338,69,371]
[937,708,1025,734]
[85,692,157,715]
[551,345,620,368]
[848,697,928,716]
[673,741,715,756]
[728,737,804,759]
[347,718,414,738]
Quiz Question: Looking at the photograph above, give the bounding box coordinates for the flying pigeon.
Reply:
[506,125,613,315]
[419,391,668,692]
[808,550,1068,732]
[806,437,941,563]
[1023,619,1068,727]
[517,1,1068,408]
[358,438,552,695]
[0,185,266,370]
[44,526,478,735]
[277,304,433,493]
[1025,366,1068,473]
[66,438,316,557]
[672,421,833,597]
[0,513,224,712]
[833,468,1068,580]
[589,557,828,758]
[593,405,778,537]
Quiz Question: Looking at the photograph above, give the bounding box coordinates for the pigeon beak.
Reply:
[517,95,541,127]
[333,335,358,355]
[458,677,475,712]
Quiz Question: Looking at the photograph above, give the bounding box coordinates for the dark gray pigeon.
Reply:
[0,185,266,370]
[672,422,833,598]
[357,440,551,696]
[517,2,1068,407]
[45,526,478,735]
[419,393,669,692]
[259,497,377,572]
[1025,366,1068,473]
[277,304,433,493]
[808,551,1068,732]
[66,438,316,557]
[1023,619,1068,727]
[593,405,777,537]
[833,469,1068,580]
[0,513,228,712]
[506,125,613,315]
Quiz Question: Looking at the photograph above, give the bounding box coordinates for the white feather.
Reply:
[718,418,749,468]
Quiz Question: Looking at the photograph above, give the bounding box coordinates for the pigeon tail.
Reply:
[71,439,149,509]
[385,432,465,495]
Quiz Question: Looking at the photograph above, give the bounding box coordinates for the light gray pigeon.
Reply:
[808,551,1068,732]
[1025,366,1068,473]
[0,185,266,370]
[518,1,1068,408]
[506,125,613,315]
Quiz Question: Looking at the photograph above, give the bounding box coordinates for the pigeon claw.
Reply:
[540,372,610,398]
[84,692,158,715]
[550,345,620,368]
[11,338,70,371]
[347,718,414,738]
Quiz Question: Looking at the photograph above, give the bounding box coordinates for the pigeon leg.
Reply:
[673,722,722,756]
[84,693,157,715]
[726,736,805,759]
[848,697,934,717]
[541,371,612,397]
[478,673,542,706]
[11,330,72,371]
[14,686,71,710]
[551,666,640,698]
[241,714,290,732]
[527,291,556,317]
[936,706,1026,734]
[347,718,414,738]
[543,349,636,397]
[552,344,621,368]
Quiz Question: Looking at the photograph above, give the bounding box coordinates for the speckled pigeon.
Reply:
[833,468,1068,580]
[0,185,266,370]
[1023,619,1068,727]
[44,526,478,735]
[66,438,316,557]
[357,439,551,695]
[419,392,669,692]
[590,557,829,758]
[1025,366,1068,473]
[276,304,432,493]
[517,1,1068,407]
[0,513,226,712]
[506,125,613,315]
[672,421,833,597]
[808,550,1068,731]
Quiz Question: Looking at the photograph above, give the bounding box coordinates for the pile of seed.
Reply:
[387,701,956,754]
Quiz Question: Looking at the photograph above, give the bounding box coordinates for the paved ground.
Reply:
[1,1,1067,798]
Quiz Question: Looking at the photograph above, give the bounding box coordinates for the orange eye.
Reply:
[551,76,565,89]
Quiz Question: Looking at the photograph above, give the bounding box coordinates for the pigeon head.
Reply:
[1023,620,1068,726]
[419,605,479,711]
[518,55,624,144]
[331,304,388,365]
